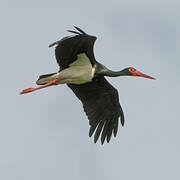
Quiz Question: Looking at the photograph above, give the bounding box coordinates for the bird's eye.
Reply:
[129,68,135,72]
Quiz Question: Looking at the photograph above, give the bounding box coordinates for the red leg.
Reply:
[20,78,66,95]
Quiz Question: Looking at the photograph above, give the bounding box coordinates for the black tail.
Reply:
[38,73,56,80]
[36,73,56,85]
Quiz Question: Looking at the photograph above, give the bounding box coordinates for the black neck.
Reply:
[95,63,130,77]
[104,69,128,77]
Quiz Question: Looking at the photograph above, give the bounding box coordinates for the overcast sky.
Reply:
[0,0,180,179]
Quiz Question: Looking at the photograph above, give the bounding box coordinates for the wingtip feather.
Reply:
[94,121,104,144]
[67,30,81,35]
[74,26,87,35]
[48,42,58,48]
[121,116,125,126]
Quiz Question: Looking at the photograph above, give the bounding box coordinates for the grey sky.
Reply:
[0,0,180,179]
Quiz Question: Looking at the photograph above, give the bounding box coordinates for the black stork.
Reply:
[20,26,155,144]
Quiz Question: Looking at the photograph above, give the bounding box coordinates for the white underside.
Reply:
[37,53,95,85]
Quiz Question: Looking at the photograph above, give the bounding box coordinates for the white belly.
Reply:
[55,66,94,84]
[52,53,95,85]
[36,53,96,85]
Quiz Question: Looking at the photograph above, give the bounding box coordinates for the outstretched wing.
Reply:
[68,77,124,144]
[49,26,97,70]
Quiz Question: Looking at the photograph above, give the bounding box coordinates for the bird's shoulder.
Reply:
[49,27,97,70]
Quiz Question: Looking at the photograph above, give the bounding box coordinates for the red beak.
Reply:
[133,70,156,80]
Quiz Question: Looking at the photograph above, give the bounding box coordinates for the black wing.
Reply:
[49,26,97,70]
[68,77,124,144]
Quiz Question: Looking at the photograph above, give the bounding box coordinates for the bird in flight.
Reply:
[20,26,155,144]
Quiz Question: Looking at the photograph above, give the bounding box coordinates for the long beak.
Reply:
[133,70,156,80]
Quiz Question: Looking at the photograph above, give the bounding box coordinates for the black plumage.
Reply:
[49,28,96,70]
[50,26,124,144]
[21,26,155,144]
[68,77,124,144]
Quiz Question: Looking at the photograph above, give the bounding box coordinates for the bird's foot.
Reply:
[20,78,66,95]
[20,88,36,94]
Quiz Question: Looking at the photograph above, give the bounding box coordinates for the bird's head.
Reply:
[100,65,156,79]
[121,67,156,80]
